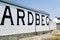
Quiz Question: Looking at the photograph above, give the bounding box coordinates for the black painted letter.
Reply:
[35,13,40,25]
[0,6,14,25]
[41,15,45,25]
[46,16,49,25]
[28,11,34,25]
[17,9,25,25]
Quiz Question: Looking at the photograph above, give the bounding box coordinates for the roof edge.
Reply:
[0,0,49,15]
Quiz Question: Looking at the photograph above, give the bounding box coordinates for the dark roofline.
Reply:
[55,16,60,18]
[0,0,49,15]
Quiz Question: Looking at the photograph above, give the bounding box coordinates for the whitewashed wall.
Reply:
[0,2,36,36]
[36,13,50,32]
[49,21,56,30]
[0,1,55,36]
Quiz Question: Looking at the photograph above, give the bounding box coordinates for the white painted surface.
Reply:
[53,18,60,23]
[0,2,35,36]
[49,21,56,30]
[0,2,54,36]
[36,13,50,32]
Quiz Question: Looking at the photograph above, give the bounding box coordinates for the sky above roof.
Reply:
[1,0,60,19]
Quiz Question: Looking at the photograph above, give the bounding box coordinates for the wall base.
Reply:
[0,30,53,40]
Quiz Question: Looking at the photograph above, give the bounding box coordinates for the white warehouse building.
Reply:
[53,16,60,30]
[0,0,56,40]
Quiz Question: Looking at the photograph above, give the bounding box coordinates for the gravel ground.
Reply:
[19,30,60,40]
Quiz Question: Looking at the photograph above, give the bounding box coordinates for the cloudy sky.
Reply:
[2,0,60,19]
